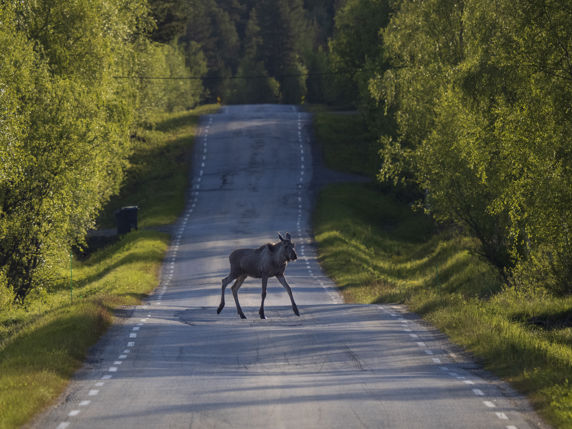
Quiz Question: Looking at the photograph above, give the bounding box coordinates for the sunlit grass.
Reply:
[312,109,572,428]
[314,183,572,427]
[0,230,168,429]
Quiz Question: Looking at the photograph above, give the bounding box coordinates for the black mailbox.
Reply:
[115,206,138,235]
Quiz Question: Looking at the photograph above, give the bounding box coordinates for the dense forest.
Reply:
[331,0,572,295]
[146,0,343,104]
[1,0,571,301]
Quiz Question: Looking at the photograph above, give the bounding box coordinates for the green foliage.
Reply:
[147,0,190,42]
[312,105,572,427]
[179,0,240,101]
[280,59,308,104]
[0,0,205,300]
[229,59,281,104]
[375,0,465,184]
[227,8,281,104]
[328,0,391,107]
[325,0,572,291]
[0,1,142,298]
[257,0,310,101]
[416,87,514,272]
[98,105,220,229]
[136,41,205,117]
[176,0,338,104]
[304,47,333,103]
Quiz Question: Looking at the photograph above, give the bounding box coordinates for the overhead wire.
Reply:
[112,69,362,80]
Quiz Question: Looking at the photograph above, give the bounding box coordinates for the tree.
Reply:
[0,0,151,299]
[455,0,572,291]
[137,41,205,115]
[329,0,391,107]
[257,0,309,102]
[229,8,280,103]
[370,0,572,289]
[369,0,517,271]
[181,0,239,101]
[147,0,190,43]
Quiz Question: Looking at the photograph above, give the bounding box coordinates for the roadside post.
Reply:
[70,249,73,304]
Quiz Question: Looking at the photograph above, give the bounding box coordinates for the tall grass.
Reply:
[0,105,218,429]
[312,112,572,428]
[311,111,378,178]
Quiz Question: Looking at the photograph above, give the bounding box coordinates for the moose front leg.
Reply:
[259,276,268,319]
[276,274,300,316]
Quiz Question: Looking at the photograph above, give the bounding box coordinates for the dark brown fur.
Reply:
[217,233,299,319]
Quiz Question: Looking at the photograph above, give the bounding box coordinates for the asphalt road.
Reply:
[34,105,543,429]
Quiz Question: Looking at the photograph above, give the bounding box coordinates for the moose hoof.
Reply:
[259,312,266,320]
[293,307,300,316]
[216,306,223,314]
[239,313,247,319]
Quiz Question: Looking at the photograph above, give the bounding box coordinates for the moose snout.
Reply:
[290,250,298,261]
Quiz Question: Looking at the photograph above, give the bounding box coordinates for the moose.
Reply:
[217,233,300,319]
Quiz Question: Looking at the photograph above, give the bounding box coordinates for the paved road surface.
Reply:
[34,105,543,429]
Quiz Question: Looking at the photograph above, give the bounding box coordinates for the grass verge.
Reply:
[0,231,168,429]
[312,112,572,428]
[0,104,218,429]
[311,110,378,178]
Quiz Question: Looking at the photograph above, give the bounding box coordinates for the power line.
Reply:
[113,70,360,80]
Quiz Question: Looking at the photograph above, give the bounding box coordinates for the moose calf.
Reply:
[217,233,299,319]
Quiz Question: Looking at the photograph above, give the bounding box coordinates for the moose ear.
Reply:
[285,232,291,240]
[278,233,285,241]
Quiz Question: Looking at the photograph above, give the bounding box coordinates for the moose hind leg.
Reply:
[277,274,299,316]
[231,275,247,319]
[217,274,236,314]
[259,277,268,319]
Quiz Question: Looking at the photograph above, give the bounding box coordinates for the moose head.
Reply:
[278,232,297,262]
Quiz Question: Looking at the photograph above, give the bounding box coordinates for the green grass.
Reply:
[312,112,572,428]
[0,231,168,429]
[312,111,379,179]
[0,104,218,429]
[313,183,500,303]
[98,104,220,229]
